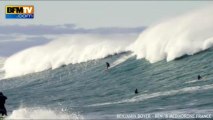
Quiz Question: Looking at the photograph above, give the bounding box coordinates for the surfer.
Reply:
[106,62,110,70]
[0,92,7,116]
[135,89,138,94]
[197,75,202,80]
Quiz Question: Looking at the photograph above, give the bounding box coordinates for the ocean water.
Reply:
[0,48,213,119]
[1,6,213,119]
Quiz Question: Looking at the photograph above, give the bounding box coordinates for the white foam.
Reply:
[4,34,134,78]
[130,6,213,63]
[185,79,200,84]
[5,107,83,119]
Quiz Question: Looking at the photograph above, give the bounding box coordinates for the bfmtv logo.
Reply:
[6,5,34,19]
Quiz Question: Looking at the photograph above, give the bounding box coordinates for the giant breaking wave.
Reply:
[130,6,213,63]
[4,35,134,78]
[3,6,213,78]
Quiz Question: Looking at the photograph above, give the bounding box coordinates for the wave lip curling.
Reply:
[4,35,133,78]
[130,6,213,63]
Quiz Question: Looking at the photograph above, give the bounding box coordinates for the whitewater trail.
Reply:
[185,77,209,84]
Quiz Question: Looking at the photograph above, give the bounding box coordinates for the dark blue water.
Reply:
[0,49,213,119]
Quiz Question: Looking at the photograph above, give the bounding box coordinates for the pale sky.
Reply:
[1,1,213,28]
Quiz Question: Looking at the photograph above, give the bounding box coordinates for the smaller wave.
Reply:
[185,77,209,84]
[5,107,83,119]
[89,84,213,107]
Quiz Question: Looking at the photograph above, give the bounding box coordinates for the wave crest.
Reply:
[4,35,134,78]
[4,6,213,78]
[130,6,213,63]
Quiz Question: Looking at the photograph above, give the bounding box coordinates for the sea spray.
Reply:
[0,57,6,80]
[4,34,135,78]
[130,6,213,63]
[5,107,83,119]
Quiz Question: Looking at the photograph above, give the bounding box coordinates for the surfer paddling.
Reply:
[0,92,7,116]
[135,89,138,94]
[197,75,202,80]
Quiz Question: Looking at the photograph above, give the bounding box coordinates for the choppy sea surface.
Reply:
[0,48,213,119]
[1,6,213,119]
